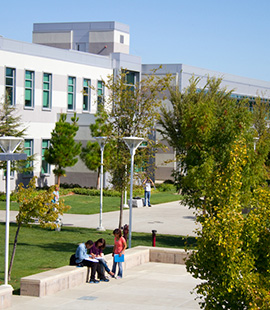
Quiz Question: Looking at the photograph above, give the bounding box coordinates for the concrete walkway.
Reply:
[0,201,198,236]
[10,263,201,310]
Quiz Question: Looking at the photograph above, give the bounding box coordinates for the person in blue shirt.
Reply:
[75,240,109,283]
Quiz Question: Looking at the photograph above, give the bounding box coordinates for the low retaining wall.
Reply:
[20,246,192,298]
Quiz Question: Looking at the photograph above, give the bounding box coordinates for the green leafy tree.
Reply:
[252,96,270,178]
[159,77,257,209]
[44,113,81,186]
[186,141,270,309]
[0,96,35,174]
[159,77,270,308]
[80,141,110,189]
[91,69,171,228]
[8,177,70,280]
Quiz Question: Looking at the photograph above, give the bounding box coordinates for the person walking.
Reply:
[143,177,154,207]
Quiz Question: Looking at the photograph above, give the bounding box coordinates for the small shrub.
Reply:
[59,187,121,197]
[156,183,176,192]
[0,192,17,201]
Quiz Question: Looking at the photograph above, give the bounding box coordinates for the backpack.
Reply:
[69,254,76,266]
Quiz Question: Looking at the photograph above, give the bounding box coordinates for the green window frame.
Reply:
[83,79,91,111]
[41,139,50,174]
[25,70,35,108]
[24,139,33,175]
[68,76,76,110]
[43,73,52,109]
[97,80,104,109]
[5,67,16,105]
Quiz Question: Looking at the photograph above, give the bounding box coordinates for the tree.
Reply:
[159,77,270,308]
[0,96,34,174]
[90,69,171,228]
[186,140,270,309]
[44,113,81,186]
[8,177,70,280]
[80,141,110,189]
[159,77,257,209]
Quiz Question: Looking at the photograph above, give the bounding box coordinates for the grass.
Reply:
[0,191,182,214]
[0,223,196,294]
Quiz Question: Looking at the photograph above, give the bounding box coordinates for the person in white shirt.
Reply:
[143,177,154,207]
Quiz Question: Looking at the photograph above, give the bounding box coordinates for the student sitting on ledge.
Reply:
[75,240,109,283]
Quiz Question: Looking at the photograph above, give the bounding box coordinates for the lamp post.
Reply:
[95,137,107,231]
[0,136,26,286]
[123,137,144,248]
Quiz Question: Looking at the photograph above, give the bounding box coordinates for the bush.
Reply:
[0,192,17,201]
[155,183,176,192]
[59,187,121,197]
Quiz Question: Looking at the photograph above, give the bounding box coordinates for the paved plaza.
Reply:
[10,263,201,310]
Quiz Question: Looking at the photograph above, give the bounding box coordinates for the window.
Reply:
[25,70,35,108]
[120,35,124,44]
[123,70,139,94]
[24,139,33,175]
[41,139,50,174]
[5,67,16,105]
[83,79,91,111]
[68,76,76,110]
[97,80,104,109]
[43,73,52,109]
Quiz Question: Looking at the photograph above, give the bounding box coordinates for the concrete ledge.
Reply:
[127,199,144,208]
[20,246,192,298]
[149,247,190,264]
[20,266,88,297]
[0,285,13,309]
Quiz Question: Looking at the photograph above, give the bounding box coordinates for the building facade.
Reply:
[0,21,270,191]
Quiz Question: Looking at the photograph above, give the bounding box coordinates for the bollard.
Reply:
[123,224,129,241]
[152,230,157,247]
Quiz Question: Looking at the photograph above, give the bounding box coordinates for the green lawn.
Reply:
[0,191,182,214]
[0,223,196,294]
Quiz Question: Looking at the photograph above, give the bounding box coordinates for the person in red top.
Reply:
[112,228,127,279]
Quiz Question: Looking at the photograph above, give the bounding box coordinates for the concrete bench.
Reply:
[20,246,192,298]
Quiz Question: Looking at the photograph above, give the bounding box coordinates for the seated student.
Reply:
[75,240,109,283]
[91,238,115,278]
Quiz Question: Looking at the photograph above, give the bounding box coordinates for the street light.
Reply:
[0,136,26,286]
[123,136,144,248]
[95,137,107,231]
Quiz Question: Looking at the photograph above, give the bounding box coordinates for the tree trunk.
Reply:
[8,222,21,281]
[118,191,124,229]
[96,169,100,190]
[57,175,61,187]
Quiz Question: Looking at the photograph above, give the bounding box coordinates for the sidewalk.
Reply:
[0,201,198,236]
[9,263,201,310]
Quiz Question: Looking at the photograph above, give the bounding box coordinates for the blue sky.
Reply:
[1,0,270,81]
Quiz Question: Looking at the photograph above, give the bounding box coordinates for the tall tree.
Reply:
[159,77,270,308]
[44,113,81,186]
[159,77,256,209]
[0,96,35,174]
[8,177,70,280]
[91,68,171,228]
[80,141,110,189]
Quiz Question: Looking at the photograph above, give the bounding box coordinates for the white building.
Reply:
[0,21,270,190]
